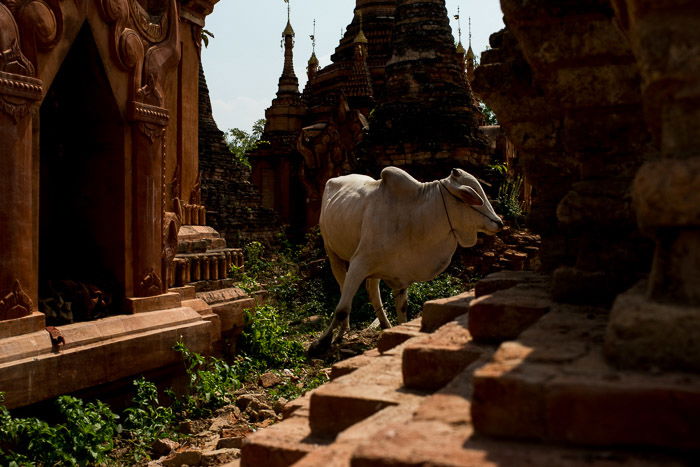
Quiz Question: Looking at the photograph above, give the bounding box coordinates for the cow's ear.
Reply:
[451,168,460,179]
[457,186,484,206]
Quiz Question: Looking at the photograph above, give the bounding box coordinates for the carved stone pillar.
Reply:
[130,101,169,297]
[605,0,700,371]
[0,72,43,320]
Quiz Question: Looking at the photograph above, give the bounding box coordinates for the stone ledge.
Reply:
[350,419,684,467]
[309,346,425,437]
[472,307,700,450]
[402,314,487,391]
[0,315,211,408]
[240,415,330,467]
[377,317,422,352]
[421,291,474,332]
[474,270,549,298]
[468,283,552,343]
[330,349,381,380]
[605,282,700,372]
[125,292,181,314]
[0,311,45,339]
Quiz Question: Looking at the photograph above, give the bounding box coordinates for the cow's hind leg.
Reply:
[308,260,368,356]
[393,288,408,324]
[327,250,350,330]
[367,279,391,329]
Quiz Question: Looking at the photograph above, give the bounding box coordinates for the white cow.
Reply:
[309,166,503,355]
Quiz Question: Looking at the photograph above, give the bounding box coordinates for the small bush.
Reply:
[122,378,176,459]
[172,341,241,418]
[0,393,120,466]
[239,305,305,371]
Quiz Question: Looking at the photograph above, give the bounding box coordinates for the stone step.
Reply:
[420,291,474,333]
[308,342,427,437]
[292,401,423,467]
[240,412,331,467]
[330,349,381,380]
[376,317,422,353]
[402,313,490,391]
[474,270,549,298]
[349,420,684,467]
[468,282,552,343]
[472,306,700,451]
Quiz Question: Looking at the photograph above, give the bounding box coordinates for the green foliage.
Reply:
[406,274,463,318]
[479,102,498,125]
[122,378,175,460]
[0,393,120,466]
[172,341,241,418]
[267,367,329,402]
[201,29,215,48]
[239,305,305,372]
[497,176,524,221]
[226,118,267,169]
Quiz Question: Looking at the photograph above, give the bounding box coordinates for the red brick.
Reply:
[377,318,423,353]
[420,291,473,332]
[402,314,486,391]
[474,271,549,298]
[468,284,551,343]
[240,416,330,467]
[330,349,381,379]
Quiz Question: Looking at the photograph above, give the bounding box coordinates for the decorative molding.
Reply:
[11,0,63,67]
[0,71,42,121]
[135,269,163,297]
[0,279,33,320]
[129,99,169,125]
[129,0,169,44]
[0,70,42,98]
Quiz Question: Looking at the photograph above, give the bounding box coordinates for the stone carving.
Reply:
[162,210,180,288]
[101,0,180,107]
[0,279,33,320]
[296,95,367,201]
[0,4,33,76]
[100,0,144,76]
[6,0,62,68]
[137,0,180,107]
[129,0,169,44]
[39,280,112,324]
[189,171,201,205]
[136,268,163,297]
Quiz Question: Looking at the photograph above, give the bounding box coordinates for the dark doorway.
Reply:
[39,24,126,324]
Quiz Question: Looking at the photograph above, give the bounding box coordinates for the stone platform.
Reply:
[238,271,694,466]
[0,300,212,409]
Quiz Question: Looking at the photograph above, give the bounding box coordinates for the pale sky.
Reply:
[201,1,505,133]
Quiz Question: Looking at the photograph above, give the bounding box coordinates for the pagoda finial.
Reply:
[282,0,294,37]
[468,16,472,49]
[455,7,462,45]
[354,11,368,44]
[310,19,317,54]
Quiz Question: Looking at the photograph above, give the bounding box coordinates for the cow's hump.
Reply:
[379,166,421,196]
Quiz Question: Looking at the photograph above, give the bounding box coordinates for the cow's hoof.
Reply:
[307,334,332,357]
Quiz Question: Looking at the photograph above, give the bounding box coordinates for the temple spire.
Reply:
[307,19,320,81]
[278,0,299,96]
[466,16,476,83]
[454,7,465,54]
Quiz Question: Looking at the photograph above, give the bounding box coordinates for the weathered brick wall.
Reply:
[474,1,656,304]
[198,64,281,247]
[363,0,490,182]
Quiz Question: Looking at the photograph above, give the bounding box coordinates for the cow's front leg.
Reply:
[393,288,408,324]
[308,260,368,356]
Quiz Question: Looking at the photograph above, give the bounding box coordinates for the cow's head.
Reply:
[442,168,503,247]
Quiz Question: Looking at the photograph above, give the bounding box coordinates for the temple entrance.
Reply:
[39,25,126,325]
